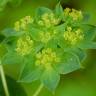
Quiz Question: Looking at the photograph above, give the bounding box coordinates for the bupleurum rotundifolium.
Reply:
[63,26,84,45]
[38,13,60,28]
[15,35,34,56]
[35,48,60,70]
[3,3,96,94]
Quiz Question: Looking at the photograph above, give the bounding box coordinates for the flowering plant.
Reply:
[0,2,96,96]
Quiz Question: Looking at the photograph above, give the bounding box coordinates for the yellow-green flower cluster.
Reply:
[35,48,60,70]
[39,30,57,43]
[14,16,33,31]
[15,36,34,56]
[64,8,83,21]
[38,13,60,28]
[64,26,84,45]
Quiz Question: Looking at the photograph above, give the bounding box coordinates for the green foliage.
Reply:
[54,52,81,74]
[0,2,96,93]
[41,67,60,91]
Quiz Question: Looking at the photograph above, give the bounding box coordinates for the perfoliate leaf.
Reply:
[34,42,44,53]
[70,48,87,62]
[79,42,96,49]
[1,28,24,37]
[35,7,52,21]
[54,52,81,74]
[27,25,42,41]
[54,2,64,19]
[55,23,65,32]
[57,37,74,51]
[81,24,96,41]
[19,67,42,83]
[18,55,42,82]
[1,50,23,65]
[41,67,60,91]
[44,39,58,49]
[36,7,52,15]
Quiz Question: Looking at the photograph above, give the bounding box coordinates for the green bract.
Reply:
[0,2,96,92]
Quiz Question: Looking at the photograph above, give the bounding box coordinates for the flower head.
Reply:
[39,30,57,43]
[70,9,83,21]
[35,48,60,70]
[64,26,84,45]
[14,16,34,31]
[64,8,83,21]
[15,35,34,56]
[64,8,71,16]
[38,13,60,28]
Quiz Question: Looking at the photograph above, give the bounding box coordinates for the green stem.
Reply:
[0,65,10,96]
[33,83,43,96]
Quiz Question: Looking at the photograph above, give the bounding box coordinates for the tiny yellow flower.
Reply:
[39,30,57,43]
[64,8,71,16]
[44,19,51,28]
[50,13,60,25]
[36,52,42,59]
[38,20,44,26]
[67,26,72,31]
[15,35,33,56]
[24,16,33,24]
[64,26,84,45]
[41,13,49,21]
[39,32,52,43]
[69,9,83,21]
[64,8,83,21]
[38,13,59,28]
[35,48,60,70]
[14,16,33,31]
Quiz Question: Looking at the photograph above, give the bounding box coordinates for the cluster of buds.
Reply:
[39,30,57,43]
[38,13,60,28]
[64,8,83,21]
[64,26,84,45]
[15,35,34,56]
[35,48,60,70]
[14,16,34,31]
